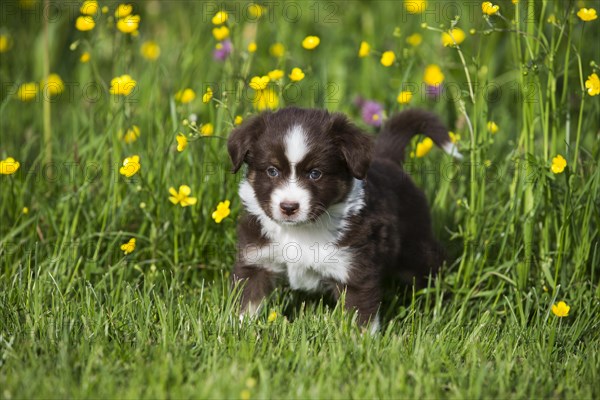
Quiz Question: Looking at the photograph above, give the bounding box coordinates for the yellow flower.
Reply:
[120,238,136,255]
[234,115,243,125]
[80,51,91,63]
[269,43,285,57]
[423,64,445,86]
[175,88,196,104]
[168,185,197,207]
[22,207,29,214]
[201,123,214,136]
[288,68,305,82]
[0,34,11,53]
[110,75,136,96]
[302,35,320,50]
[248,3,265,19]
[404,0,427,14]
[551,301,570,317]
[80,0,98,15]
[358,41,370,58]
[115,4,132,18]
[240,390,251,400]
[0,157,20,175]
[42,73,64,97]
[482,1,500,15]
[141,41,161,60]
[212,10,228,25]
[202,87,213,103]
[119,155,141,177]
[212,200,231,223]
[551,154,567,174]
[248,42,257,53]
[17,82,38,102]
[249,76,270,90]
[449,131,460,143]
[75,16,95,31]
[123,125,140,144]
[268,311,277,322]
[268,69,284,80]
[547,14,557,24]
[101,6,108,14]
[212,26,230,41]
[176,133,188,152]
[397,91,412,104]
[512,0,518,3]
[253,88,279,111]
[585,73,600,96]
[406,33,422,47]
[117,15,140,34]
[577,8,597,22]
[442,28,466,47]
[487,121,499,134]
[380,51,396,67]
[415,137,433,157]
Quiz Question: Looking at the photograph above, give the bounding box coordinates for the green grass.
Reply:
[1,0,599,398]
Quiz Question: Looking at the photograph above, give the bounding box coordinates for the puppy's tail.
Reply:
[374,109,462,162]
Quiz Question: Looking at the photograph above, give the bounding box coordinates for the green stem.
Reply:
[572,49,585,174]
[42,0,52,171]
[174,209,180,265]
[560,10,572,106]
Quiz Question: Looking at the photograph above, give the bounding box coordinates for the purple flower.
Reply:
[426,84,442,99]
[213,39,232,61]
[360,100,384,127]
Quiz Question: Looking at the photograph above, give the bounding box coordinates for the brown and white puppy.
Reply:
[227,107,460,330]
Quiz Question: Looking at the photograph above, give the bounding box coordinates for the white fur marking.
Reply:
[271,125,312,222]
[284,125,309,166]
[368,313,381,334]
[239,180,268,220]
[328,179,365,233]
[239,301,261,323]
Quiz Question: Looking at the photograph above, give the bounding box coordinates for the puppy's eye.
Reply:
[308,169,322,180]
[266,166,279,177]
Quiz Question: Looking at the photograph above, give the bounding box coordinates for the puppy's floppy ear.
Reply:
[227,114,266,173]
[330,113,373,180]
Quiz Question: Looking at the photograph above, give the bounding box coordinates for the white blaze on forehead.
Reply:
[270,124,311,221]
[284,125,309,173]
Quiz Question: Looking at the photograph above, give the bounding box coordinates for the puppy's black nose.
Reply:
[280,201,300,216]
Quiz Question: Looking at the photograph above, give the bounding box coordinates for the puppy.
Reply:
[227,107,460,329]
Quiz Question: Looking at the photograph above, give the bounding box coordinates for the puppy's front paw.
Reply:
[238,301,261,323]
[367,313,381,335]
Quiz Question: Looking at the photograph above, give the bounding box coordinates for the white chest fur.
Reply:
[246,223,354,291]
[238,179,365,292]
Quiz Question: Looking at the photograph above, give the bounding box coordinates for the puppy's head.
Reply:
[228,107,372,225]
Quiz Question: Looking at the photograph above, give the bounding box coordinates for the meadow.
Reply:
[1,0,599,398]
